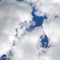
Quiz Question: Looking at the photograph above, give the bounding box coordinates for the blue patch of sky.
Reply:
[26,7,47,31]
[0,54,9,60]
[40,35,49,48]
[16,0,47,31]
[14,1,47,31]
[0,51,13,60]
[32,8,47,26]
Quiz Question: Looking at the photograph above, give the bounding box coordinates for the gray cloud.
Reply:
[0,0,60,60]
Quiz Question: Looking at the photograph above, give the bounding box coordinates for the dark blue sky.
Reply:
[0,54,7,60]
[16,0,47,29]
[27,7,47,31]
[40,35,49,48]
[32,8,47,26]
[16,0,47,31]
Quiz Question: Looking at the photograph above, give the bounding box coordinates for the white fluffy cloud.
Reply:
[12,27,44,60]
[0,0,32,56]
[43,17,60,60]
[25,0,60,17]
[0,0,60,60]
[43,18,60,44]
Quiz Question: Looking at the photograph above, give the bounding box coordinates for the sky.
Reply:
[0,0,60,60]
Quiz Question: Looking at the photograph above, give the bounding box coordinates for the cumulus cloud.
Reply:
[0,0,32,56]
[25,0,60,17]
[12,27,44,60]
[43,17,60,60]
[0,0,60,60]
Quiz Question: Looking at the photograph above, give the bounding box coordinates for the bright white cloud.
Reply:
[0,0,60,60]
[0,0,32,56]
[12,27,44,60]
[25,0,60,17]
[43,17,60,60]
[43,18,60,44]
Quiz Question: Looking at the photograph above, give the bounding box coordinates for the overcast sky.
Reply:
[0,0,60,60]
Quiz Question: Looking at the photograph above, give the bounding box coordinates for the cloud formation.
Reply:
[0,0,32,56]
[0,0,60,60]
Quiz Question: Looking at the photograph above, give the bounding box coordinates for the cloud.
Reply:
[12,27,44,60]
[1,0,16,3]
[0,0,32,56]
[43,17,60,60]
[24,0,60,17]
[43,18,60,44]
[0,0,60,60]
